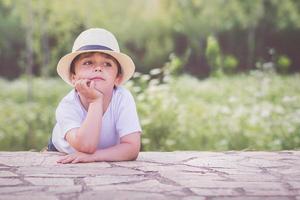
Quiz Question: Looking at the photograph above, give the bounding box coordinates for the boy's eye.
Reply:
[83,60,93,65]
[103,62,112,67]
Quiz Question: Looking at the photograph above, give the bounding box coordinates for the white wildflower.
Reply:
[133,72,142,78]
[260,108,270,118]
[141,74,151,81]
[137,94,146,101]
[248,116,259,126]
[228,96,237,103]
[132,86,141,93]
[219,106,231,114]
[166,139,176,146]
[149,79,160,86]
[149,68,162,76]
[282,96,296,103]
[163,75,172,83]
[142,138,150,145]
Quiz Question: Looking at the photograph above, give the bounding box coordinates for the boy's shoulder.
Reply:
[56,89,84,115]
[61,89,77,103]
[58,89,82,110]
[113,86,135,104]
[114,86,131,97]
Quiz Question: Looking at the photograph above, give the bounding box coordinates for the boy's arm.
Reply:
[93,132,141,161]
[65,80,104,154]
[57,132,141,163]
[65,99,103,154]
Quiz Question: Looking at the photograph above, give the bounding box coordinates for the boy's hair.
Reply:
[70,52,122,76]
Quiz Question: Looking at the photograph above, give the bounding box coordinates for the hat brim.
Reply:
[57,50,135,86]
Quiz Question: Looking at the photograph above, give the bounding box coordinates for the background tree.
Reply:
[0,0,299,79]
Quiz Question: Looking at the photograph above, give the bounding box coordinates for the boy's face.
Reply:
[71,52,122,94]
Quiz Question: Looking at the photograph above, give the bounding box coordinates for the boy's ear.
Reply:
[70,73,77,85]
[114,74,123,86]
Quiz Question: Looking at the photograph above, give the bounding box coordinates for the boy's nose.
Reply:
[94,64,102,72]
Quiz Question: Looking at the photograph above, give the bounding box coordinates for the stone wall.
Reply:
[0,151,299,199]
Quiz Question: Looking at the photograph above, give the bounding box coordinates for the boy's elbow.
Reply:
[68,130,98,154]
[82,147,97,154]
[126,152,138,161]
[129,144,140,161]
[130,152,139,161]
[120,132,141,161]
[77,143,97,154]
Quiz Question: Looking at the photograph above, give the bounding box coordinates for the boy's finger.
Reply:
[90,80,95,89]
[71,157,80,164]
[61,157,74,164]
[79,79,86,89]
[74,79,80,85]
[74,80,81,91]
[87,80,92,87]
[57,155,74,164]
[57,155,71,162]
[78,79,89,94]
[81,79,90,91]
[57,156,68,163]
[75,80,83,92]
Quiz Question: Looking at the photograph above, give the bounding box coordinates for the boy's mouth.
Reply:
[86,77,105,87]
[90,76,105,81]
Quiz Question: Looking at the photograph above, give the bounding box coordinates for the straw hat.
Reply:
[57,28,135,85]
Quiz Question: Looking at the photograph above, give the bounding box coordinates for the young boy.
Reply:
[48,28,142,164]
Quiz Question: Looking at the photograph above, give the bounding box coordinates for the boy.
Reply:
[48,28,142,164]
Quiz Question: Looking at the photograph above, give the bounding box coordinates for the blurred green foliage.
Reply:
[0,1,300,151]
[0,0,300,78]
[0,70,299,151]
[223,55,239,73]
[205,35,222,76]
[277,55,291,73]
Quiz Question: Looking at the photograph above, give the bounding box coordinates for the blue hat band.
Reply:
[77,45,113,51]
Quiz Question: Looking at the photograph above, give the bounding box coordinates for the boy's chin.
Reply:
[94,84,111,93]
[94,84,104,92]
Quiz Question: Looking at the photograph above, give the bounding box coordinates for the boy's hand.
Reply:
[75,79,103,103]
[57,151,95,164]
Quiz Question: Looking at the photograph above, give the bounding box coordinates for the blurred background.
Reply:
[0,0,299,151]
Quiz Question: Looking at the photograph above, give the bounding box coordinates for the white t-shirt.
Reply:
[52,86,142,154]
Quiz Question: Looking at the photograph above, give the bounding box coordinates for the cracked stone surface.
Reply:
[0,151,299,200]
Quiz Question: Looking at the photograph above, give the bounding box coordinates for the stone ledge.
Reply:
[0,151,299,200]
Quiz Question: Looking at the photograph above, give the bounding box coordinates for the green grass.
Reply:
[0,72,299,151]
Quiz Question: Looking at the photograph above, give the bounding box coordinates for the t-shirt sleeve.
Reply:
[51,99,82,154]
[55,101,82,138]
[116,90,142,138]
